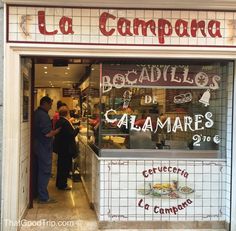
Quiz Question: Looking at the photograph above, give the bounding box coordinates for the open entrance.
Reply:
[19,56,99,229]
[18,56,233,230]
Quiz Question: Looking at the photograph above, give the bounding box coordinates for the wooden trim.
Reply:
[29,58,34,208]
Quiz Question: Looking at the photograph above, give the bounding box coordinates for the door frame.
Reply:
[2,43,236,231]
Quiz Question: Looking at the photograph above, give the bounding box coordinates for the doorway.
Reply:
[19,56,99,224]
[3,45,236,231]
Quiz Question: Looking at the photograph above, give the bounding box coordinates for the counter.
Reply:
[78,135,227,229]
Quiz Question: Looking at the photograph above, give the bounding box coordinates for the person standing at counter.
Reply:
[52,100,64,129]
[54,106,80,190]
[34,96,61,203]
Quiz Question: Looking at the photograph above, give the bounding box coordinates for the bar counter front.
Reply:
[77,61,232,229]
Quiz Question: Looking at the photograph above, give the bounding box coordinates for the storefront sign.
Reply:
[102,65,221,93]
[7,6,236,47]
[101,160,224,221]
[104,109,214,133]
[138,166,194,215]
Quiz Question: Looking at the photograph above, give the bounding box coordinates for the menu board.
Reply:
[62,88,80,97]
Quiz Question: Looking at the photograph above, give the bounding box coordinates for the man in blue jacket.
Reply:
[34,96,60,203]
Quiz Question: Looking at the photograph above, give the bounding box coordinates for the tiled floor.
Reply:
[19,157,227,231]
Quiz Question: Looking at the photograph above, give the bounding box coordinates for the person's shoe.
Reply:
[58,186,72,191]
[38,198,57,204]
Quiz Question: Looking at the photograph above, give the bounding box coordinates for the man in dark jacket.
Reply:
[34,96,60,203]
[54,106,80,190]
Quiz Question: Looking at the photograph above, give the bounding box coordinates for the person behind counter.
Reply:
[53,106,80,190]
[52,101,66,129]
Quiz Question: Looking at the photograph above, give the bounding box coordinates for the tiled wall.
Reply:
[7,6,236,47]
[99,159,226,222]
[225,62,234,223]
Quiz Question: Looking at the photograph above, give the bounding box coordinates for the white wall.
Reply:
[18,58,32,219]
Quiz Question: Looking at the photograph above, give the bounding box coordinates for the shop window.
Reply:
[94,61,233,157]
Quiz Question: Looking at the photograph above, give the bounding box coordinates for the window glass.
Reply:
[86,64,100,150]
[100,62,233,155]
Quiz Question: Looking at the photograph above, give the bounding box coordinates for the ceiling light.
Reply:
[44,71,48,74]
[44,66,48,69]
[65,72,68,75]
[66,67,70,70]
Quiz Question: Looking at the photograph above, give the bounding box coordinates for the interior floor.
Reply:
[19,155,227,231]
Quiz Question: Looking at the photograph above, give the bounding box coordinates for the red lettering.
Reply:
[144,204,150,210]
[142,170,148,178]
[117,18,133,36]
[165,208,173,214]
[159,208,164,214]
[98,13,221,44]
[163,166,167,172]
[173,167,177,173]
[173,206,178,215]
[148,169,153,175]
[184,172,189,178]
[153,167,157,173]
[208,20,222,37]
[175,19,190,37]
[168,166,172,172]
[38,11,58,35]
[158,19,172,44]
[99,12,116,36]
[59,16,74,35]
[191,20,207,37]
[138,199,144,207]
[153,206,159,213]
[133,18,156,36]
[182,202,188,208]
[187,199,193,204]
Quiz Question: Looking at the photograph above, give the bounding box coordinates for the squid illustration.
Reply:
[20,15,31,36]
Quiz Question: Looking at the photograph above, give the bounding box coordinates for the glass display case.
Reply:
[81,61,233,158]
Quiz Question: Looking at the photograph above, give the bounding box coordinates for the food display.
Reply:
[178,186,194,194]
[138,180,194,199]
[102,136,126,144]
[153,181,178,191]
[168,191,180,199]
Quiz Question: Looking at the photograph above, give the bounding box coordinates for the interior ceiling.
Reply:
[35,63,88,88]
